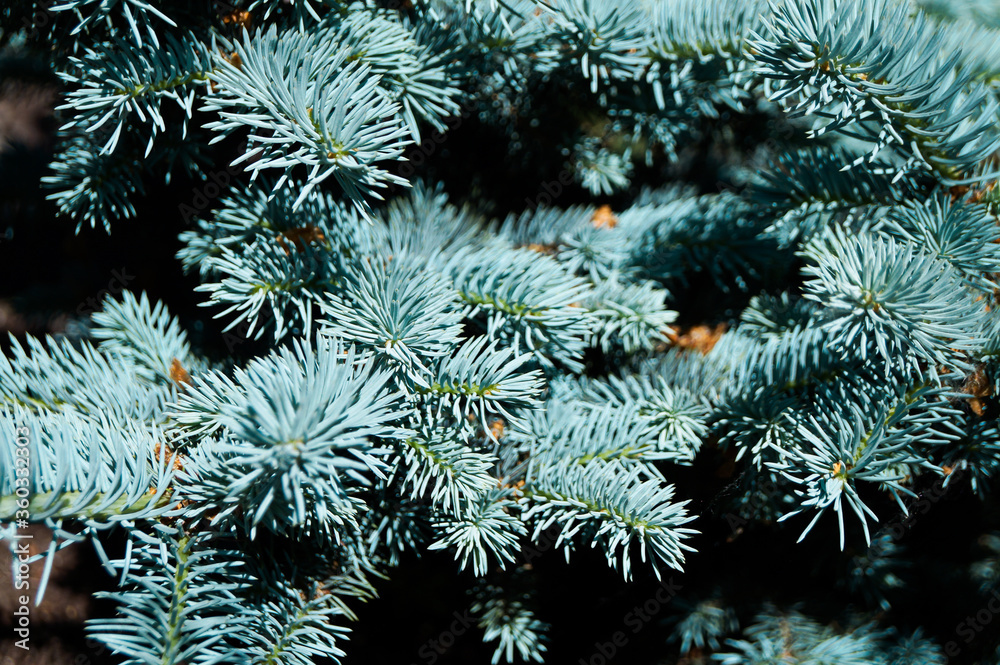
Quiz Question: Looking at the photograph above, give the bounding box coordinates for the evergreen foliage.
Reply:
[3,0,1000,663]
